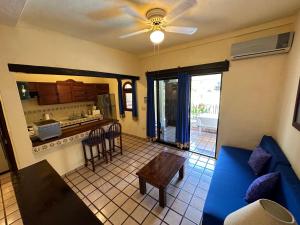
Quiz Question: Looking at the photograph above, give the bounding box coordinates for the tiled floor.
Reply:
[0,173,22,225]
[0,134,215,225]
[65,135,215,225]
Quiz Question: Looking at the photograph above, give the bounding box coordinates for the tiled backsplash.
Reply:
[22,98,94,125]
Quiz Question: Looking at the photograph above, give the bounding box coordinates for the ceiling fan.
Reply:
[119,0,198,44]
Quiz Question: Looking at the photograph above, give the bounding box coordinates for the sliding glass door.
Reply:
[153,73,222,158]
[155,79,178,145]
[190,74,221,157]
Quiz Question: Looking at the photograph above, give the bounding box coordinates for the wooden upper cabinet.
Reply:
[56,81,73,104]
[71,81,86,102]
[36,83,59,105]
[85,84,97,101]
[34,80,109,105]
[96,84,109,95]
[27,82,37,92]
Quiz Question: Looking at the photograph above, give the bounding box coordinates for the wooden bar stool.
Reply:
[82,127,108,171]
[105,122,123,161]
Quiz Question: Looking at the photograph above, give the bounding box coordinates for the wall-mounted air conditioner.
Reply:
[230,32,294,60]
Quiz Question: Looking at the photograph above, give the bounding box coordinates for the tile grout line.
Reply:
[65,135,213,225]
[0,178,8,225]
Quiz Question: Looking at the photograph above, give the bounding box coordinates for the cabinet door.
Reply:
[85,84,97,101]
[96,84,109,95]
[36,83,59,105]
[27,82,37,92]
[72,82,86,102]
[56,81,73,103]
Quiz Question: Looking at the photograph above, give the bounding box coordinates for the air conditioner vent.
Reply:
[231,32,294,60]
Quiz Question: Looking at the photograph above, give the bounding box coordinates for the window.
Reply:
[123,82,133,111]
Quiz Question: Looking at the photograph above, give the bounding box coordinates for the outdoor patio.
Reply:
[189,129,216,157]
[159,125,217,157]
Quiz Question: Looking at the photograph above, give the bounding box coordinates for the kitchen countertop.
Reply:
[11,160,103,225]
[31,118,114,147]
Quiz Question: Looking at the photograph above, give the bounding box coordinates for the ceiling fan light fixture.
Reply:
[150,30,164,44]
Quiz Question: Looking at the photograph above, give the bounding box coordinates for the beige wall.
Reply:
[275,12,300,177]
[0,24,141,174]
[0,15,298,175]
[140,17,294,153]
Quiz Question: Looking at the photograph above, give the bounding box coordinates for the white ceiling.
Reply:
[1,0,300,54]
[0,0,26,25]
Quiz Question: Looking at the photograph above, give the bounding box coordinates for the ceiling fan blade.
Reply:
[87,8,121,21]
[124,0,152,4]
[121,5,147,22]
[119,29,150,39]
[165,0,197,23]
[165,26,197,35]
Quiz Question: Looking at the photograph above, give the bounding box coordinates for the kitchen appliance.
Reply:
[43,113,52,120]
[97,94,117,120]
[92,109,101,116]
[33,120,62,141]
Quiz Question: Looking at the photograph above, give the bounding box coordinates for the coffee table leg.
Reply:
[179,165,184,180]
[139,177,146,195]
[159,187,166,207]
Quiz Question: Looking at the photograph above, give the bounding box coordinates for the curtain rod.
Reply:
[146,60,229,78]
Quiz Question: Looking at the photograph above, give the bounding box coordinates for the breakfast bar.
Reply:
[31,118,115,153]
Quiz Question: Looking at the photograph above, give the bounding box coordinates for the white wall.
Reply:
[0,24,140,174]
[276,12,300,178]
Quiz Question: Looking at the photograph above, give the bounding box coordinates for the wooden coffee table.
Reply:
[136,152,187,207]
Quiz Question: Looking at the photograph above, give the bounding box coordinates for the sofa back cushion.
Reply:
[259,135,290,172]
[275,164,300,224]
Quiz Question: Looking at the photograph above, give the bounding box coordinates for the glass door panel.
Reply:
[156,79,178,144]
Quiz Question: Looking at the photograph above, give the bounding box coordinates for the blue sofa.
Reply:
[202,135,300,225]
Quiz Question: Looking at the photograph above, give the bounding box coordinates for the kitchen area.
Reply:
[0,66,140,225]
[16,78,117,154]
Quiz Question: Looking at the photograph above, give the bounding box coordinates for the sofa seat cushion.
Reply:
[202,146,256,225]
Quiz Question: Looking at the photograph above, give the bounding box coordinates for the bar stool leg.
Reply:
[82,142,88,167]
[113,138,116,152]
[109,139,112,161]
[102,142,108,163]
[120,135,123,155]
[96,144,101,160]
[89,145,95,172]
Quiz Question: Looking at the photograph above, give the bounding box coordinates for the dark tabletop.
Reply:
[11,160,103,225]
[136,152,187,188]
